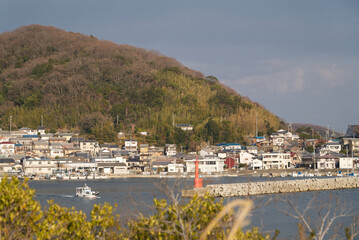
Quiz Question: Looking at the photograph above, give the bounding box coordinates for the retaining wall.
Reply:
[182,177,359,197]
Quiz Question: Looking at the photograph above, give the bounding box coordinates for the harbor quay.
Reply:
[182,177,359,197]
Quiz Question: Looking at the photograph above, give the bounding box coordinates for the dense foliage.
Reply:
[0,25,281,147]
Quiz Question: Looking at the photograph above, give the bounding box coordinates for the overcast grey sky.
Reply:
[1,0,358,132]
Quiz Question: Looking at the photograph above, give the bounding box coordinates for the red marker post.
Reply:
[194,155,203,188]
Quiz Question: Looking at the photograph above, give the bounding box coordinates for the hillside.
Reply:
[292,123,341,139]
[0,25,281,149]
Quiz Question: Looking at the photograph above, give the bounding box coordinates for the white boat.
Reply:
[76,184,99,198]
[326,172,332,177]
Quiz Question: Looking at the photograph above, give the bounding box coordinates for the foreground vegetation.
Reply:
[1,176,358,240]
[0,25,281,148]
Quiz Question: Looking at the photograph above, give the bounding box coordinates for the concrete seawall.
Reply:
[182,177,359,197]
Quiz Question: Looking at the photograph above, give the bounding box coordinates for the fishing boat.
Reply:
[75,183,99,198]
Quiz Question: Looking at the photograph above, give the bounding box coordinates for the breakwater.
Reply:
[182,177,359,197]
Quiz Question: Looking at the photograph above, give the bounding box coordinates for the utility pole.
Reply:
[9,115,12,135]
[41,115,43,127]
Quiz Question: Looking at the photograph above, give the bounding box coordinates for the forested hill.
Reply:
[0,25,281,149]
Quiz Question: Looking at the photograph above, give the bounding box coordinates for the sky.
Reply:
[0,0,358,133]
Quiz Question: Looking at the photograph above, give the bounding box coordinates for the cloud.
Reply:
[225,60,356,96]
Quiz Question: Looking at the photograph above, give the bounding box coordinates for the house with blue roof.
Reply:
[252,136,266,145]
[217,143,242,151]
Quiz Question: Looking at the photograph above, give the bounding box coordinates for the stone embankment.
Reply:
[182,177,359,198]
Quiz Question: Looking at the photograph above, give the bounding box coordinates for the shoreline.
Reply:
[4,168,356,181]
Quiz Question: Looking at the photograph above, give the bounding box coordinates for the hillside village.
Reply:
[0,125,358,179]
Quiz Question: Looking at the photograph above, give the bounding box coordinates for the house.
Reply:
[49,146,64,158]
[40,134,54,141]
[165,144,177,156]
[217,143,242,151]
[348,138,359,155]
[23,157,68,175]
[70,137,85,144]
[0,157,16,172]
[14,143,24,154]
[127,157,145,172]
[57,133,73,141]
[250,158,263,170]
[344,125,359,138]
[271,129,300,146]
[321,141,341,153]
[184,155,225,174]
[176,124,193,131]
[37,126,46,135]
[124,139,138,153]
[61,161,97,175]
[49,137,67,143]
[79,140,99,156]
[246,146,258,154]
[262,152,292,169]
[168,163,184,173]
[224,156,237,169]
[0,142,15,155]
[199,146,221,156]
[152,160,172,173]
[32,141,49,156]
[97,162,128,175]
[252,136,266,144]
[139,144,150,161]
[148,146,164,157]
[339,157,356,169]
[19,127,37,135]
[239,152,256,166]
[317,155,337,169]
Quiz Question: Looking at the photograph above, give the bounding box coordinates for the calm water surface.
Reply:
[28,176,359,239]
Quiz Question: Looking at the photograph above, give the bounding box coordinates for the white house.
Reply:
[246,146,258,154]
[0,158,16,172]
[168,163,184,173]
[0,142,15,155]
[222,143,242,151]
[176,124,193,131]
[185,155,225,174]
[50,147,64,158]
[80,140,99,156]
[321,142,341,153]
[339,157,357,169]
[239,152,256,165]
[165,144,177,156]
[124,139,138,153]
[317,155,337,169]
[262,152,292,169]
[271,129,300,146]
[23,158,70,175]
[250,158,263,170]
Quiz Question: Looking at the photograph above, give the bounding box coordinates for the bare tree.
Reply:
[278,193,358,240]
